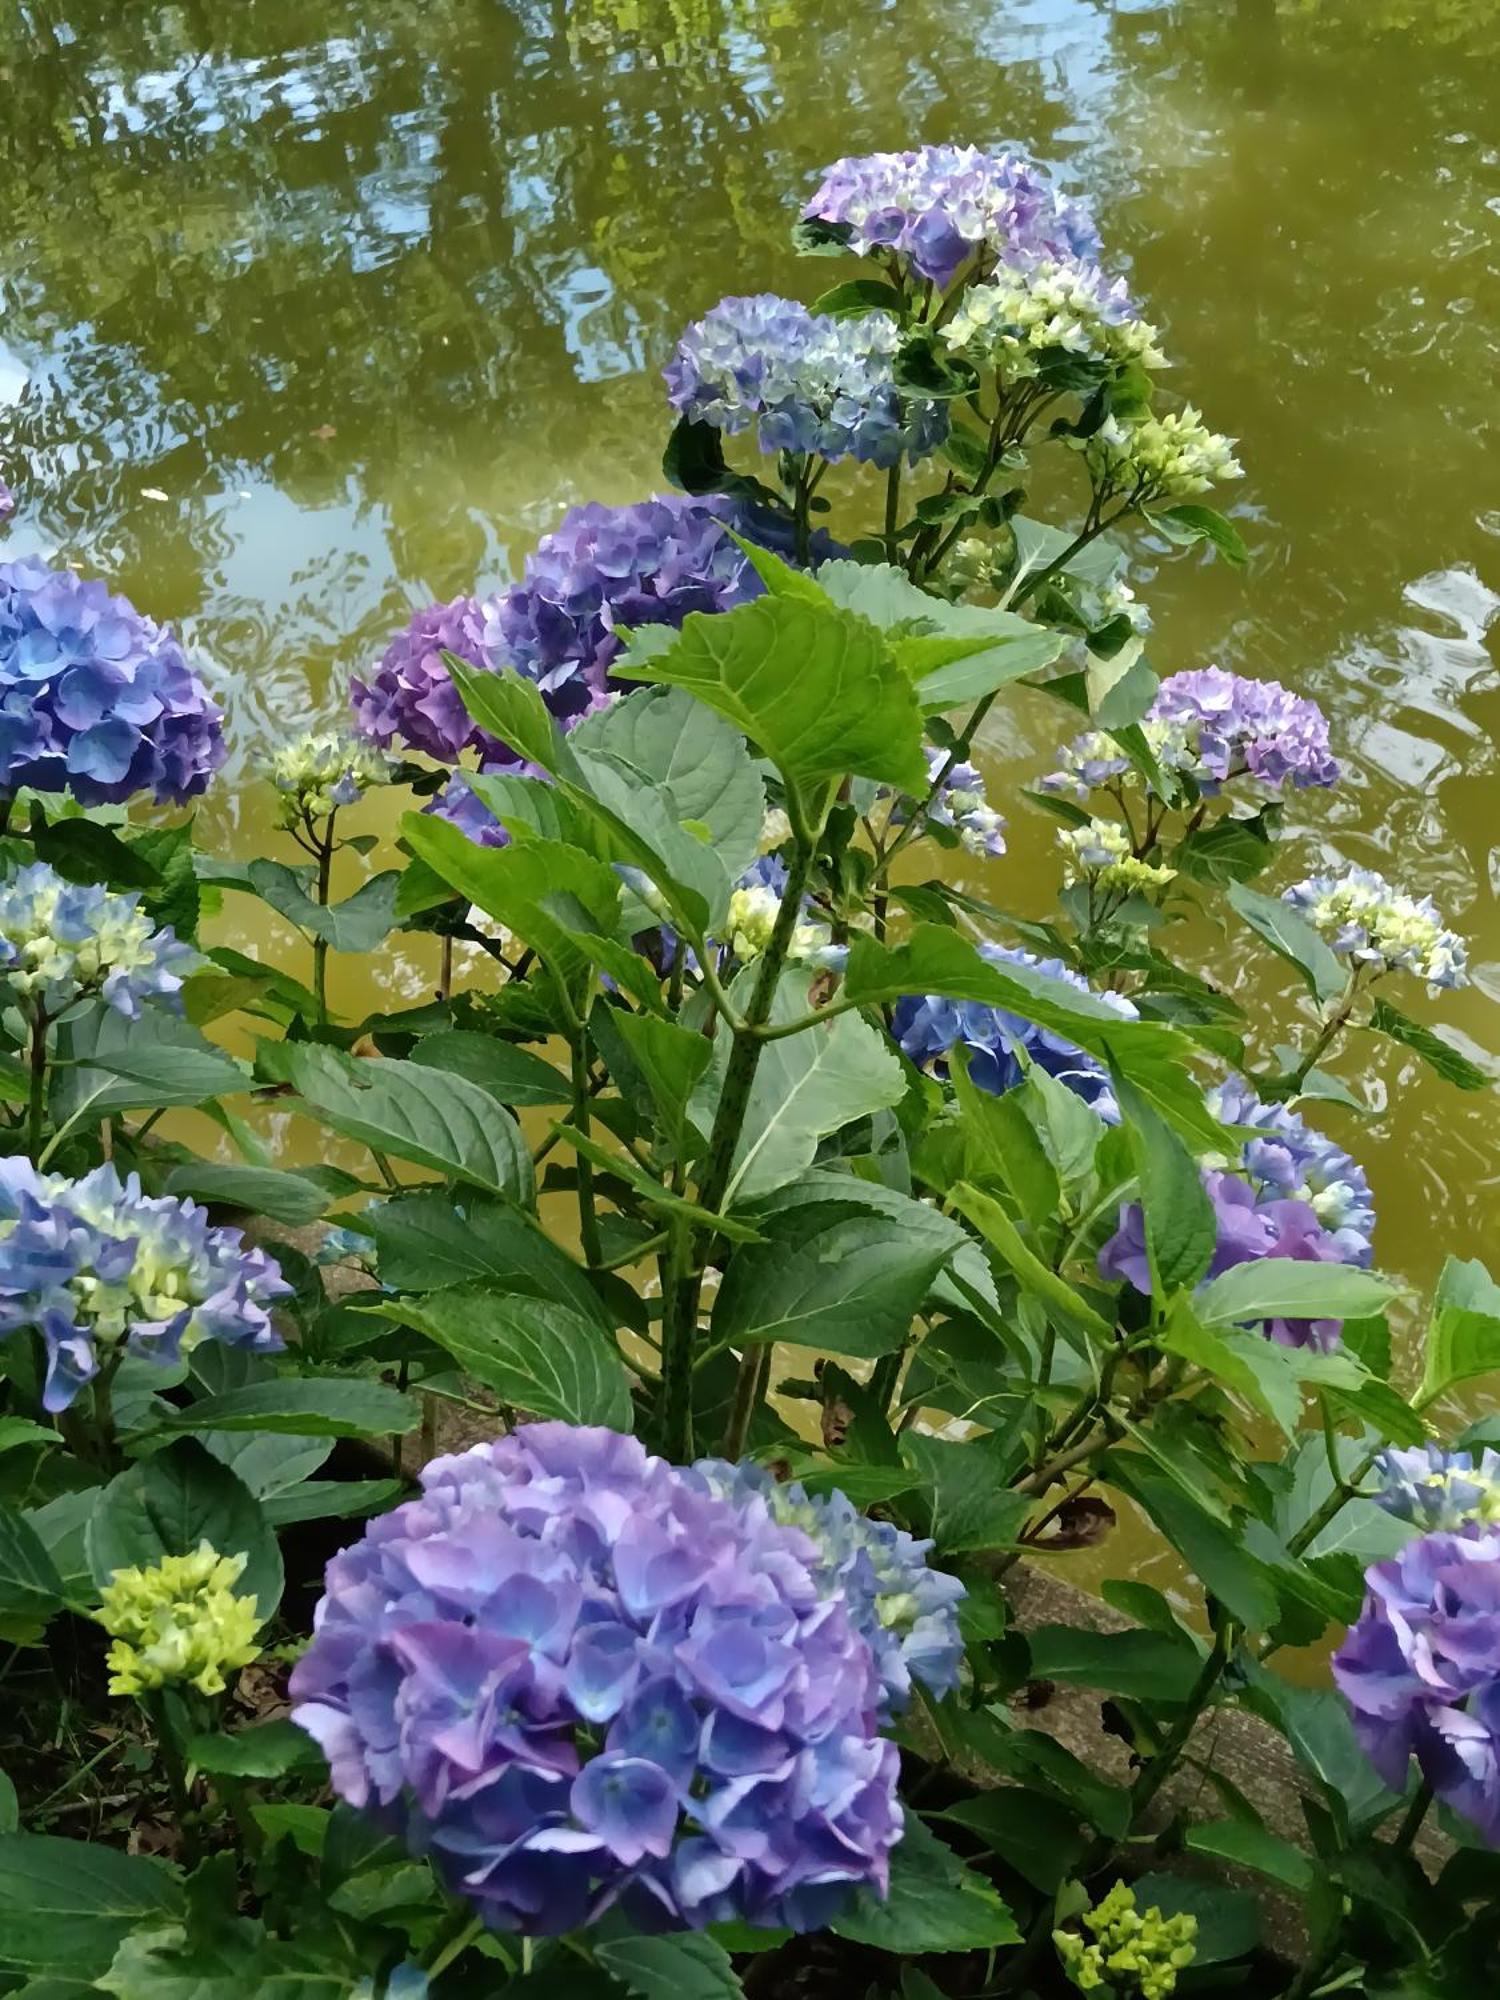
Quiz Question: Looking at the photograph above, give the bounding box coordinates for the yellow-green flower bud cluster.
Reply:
[1086,408,1242,499]
[266,731,391,827]
[1055,1882,1198,2000]
[98,1542,261,1697]
[1058,819,1175,897]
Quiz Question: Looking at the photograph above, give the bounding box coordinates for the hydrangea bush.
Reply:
[0,138,1497,2000]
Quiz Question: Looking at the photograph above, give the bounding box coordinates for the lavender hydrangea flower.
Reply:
[1099,1168,1354,1351]
[0,1160,288,1412]
[1209,1077,1375,1259]
[0,560,225,804]
[803,145,1099,287]
[892,750,1006,858]
[0,863,197,1020]
[1375,1446,1500,1533]
[349,596,501,764]
[1333,1529,1500,1844]
[290,1425,901,1936]
[426,771,509,848]
[1283,867,1467,991]
[1042,668,1337,803]
[892,942,1136,1108]
[695,1460,965,1720]
[665,297,949,469]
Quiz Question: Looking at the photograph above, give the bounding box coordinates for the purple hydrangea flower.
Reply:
[1209,1077,1375,1260]
[803,145,1099,287]
[1333,1529,1500,1844]
[290,1425,902,1936]
[891,942,1136,1108]
[0,862,198,1020]
[1375,1446,1500,1533]
[665,296,949,469]
[0,560,225,805]
[894,749,1006,858]
[1099,1168,1353,1351]
[426,771,509,848]
[350,596,501,764]
[695,1460,965,1720]
[1042,667,1337,803]
[0,1160,288,1413]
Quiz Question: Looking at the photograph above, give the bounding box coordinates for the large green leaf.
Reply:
[146,1378,417,1441]
[363,1192,610,1327]
[1156,1301,1302,1437]
[408,1030,571,1107]
[386,1287,632,1429]
[595,1934,741,2000]
[162,1164,335,1227]
[273,1044,533,1202]
[1227,883,1346,1004]
[1024,1624,1204,1702]
[590,1003,714,1153]
[0,1837,183,1976]
[51,1008,246,1128]
[1418,1254,1500,1403]
[86,1440,283,1623]
[936,1789,1089,1895]
[245,862,401,952]
[1369,996,1491,1092]
[1196,1260,1403,1330]
[445,655,579,774]
[1115,1073,1216,1295]
[612,593,927,793]
[1183,1819,1314,1892]
[0,1504,68,1622]
[1103,1452,1278,1629]
[950,1182,1113,1344]
[1007,514,1124,593]
[711,1199,959,1359]
[833,1819,1019,1953]
[900,1433,1031,1555]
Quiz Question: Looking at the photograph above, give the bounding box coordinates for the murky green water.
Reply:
[2,0,1498,1411]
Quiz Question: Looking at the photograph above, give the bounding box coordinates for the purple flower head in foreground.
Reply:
[1209,1077,1375,1260]
[803,145,1099,287]
[892,942,1135,1110]
[0,1160,288,1412]
[290,1425,902,1936]
[666,296,949,469]
[1334,1529,1500,1845]
[695,1460,965,1720]
[1376,1445,1500,1534]
[1100,1168,1355,1351]
[1042,667,1337,804]
[350,596,500,764]
[0,862,198,1020]
[0,560,225,804]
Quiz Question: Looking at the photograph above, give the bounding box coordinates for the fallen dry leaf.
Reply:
[309,424,337,441]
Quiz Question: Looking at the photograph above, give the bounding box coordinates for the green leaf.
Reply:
[1227,882,1346,1004]
[0,1504,68,1622]
[51,1006,247,1129]
[0,1837,183,1976]
[0,1419,54,1457]
[590,1004,714,1152]
[1131,1872,1257,1965]
[950,1182,1113,1343]
[595,1934,741,2000]
[936,1789,1088,1894]
[245,862,401,952]
[407,1030,571,1106]
[1196,1260,1403,1330]
[445,655,577,773]
[1103,1453,1278,1629]
[1183,1819,1314,1892]
[1145,503,1248,566]
[272,1044,533,1202]
[1008,514,1124,592]
[950,1716,1129,1836]
[811,278,906,318]
[833,1818,1019,1953]
[900,1433,1031,1555]
[555,1124,764,1241]
[1369,996,1491,1091]
[261,1479,404,1528]
[162,1164,334,1227]
[363,1192,610,1326]
[612,593,927,793]
[87,1440,282,1621]
[712,1200,959,1360]
[187,1720,323,1779]
[1023,1625,1204,1702]
[383,1286,632,1429]
[712,971,907,1206]
[1418,1254,1500,1402]
[1156,1300,1302,1437]
[1115,1072,1216,1294]
[147,1377,416,1442]
[1241,1665,1400,1837]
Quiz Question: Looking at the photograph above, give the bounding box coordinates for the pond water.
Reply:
[1,1,1498,1422]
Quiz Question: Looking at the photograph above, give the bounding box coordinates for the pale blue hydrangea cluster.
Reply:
[291,1426,902,1936]
[694,1459,965,1720]
[1083,409,1242,501]
[1209,1077,1376,1259]
[1283,867,1468,990]
[664,296,949,468]
[1375,1445,1500,1533]
[0,1159,288,1412]
[898,750,1007,859]
[0,560,225,804]
[0,863,197,1019]
[802,145,1099,286]
[265,731,391,826]
[942,257,1167,377]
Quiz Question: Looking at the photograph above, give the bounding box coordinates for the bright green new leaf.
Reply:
[1196,1260,1403,1330]
[1227,882,1346,1004]
[950,1182,1114,1344]
[1418,1254,1500,1403]
[380,1286,632,1431]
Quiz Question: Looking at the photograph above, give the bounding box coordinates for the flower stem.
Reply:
[1392,1777,1434,1855]
[25,1006,48,1161]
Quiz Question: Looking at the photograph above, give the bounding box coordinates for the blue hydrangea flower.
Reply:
[0,1160,288,1412]
[0,863,197,1020]
[1283,867,1467,992]
[290,1425,901,1936]
[0,560,225,804]
[694,1460,965,1720]
[665,296,949,469]
[1375,1445,1500,1533]
[426,770,510,848]
[892,750,1006,858]
[1333,1528,1500,1845]
[891,942,1136,1108]
[1208,1077,1375,1261]
[803,145,1099,287]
